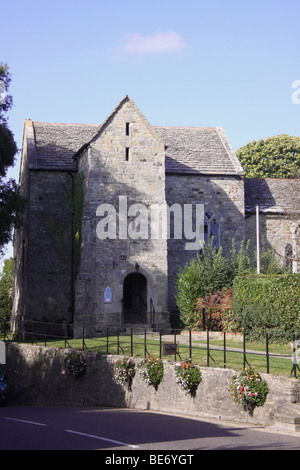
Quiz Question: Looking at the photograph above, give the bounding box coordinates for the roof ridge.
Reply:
[154,125,216,130]
[33,121,99,127]
[215,127,244,176]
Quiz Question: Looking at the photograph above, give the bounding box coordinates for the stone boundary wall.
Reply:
[3,343,300,425]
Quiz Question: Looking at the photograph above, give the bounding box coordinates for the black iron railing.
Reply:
[2,318,300,378]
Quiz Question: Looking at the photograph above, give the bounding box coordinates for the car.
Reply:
[0,368,8,405]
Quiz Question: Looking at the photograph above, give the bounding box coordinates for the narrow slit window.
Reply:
[126,122,130,136]
[125,147,130,161]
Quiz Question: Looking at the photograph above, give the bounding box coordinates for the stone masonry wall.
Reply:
[165,174,245,314]
[4,343,300,426]
[245,212,299,272]
[13,170,73,325]
[74,98,169,336]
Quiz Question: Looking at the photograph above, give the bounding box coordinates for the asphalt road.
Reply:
[0,406,299,452]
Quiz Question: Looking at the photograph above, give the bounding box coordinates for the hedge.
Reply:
[233,273,300,337]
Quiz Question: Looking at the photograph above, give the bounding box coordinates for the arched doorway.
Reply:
[123,273,147,324]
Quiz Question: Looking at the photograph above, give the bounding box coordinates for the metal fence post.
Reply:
[207,330,210,367]
[159,331,162,359]
[266,333,270,374]
[243,333,246,369]
[223,332,226,368]
[82,326,85,350]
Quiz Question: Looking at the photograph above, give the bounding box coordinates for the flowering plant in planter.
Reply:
[138,356,164,388]
[229,368,269,409]
[64,352,87,377]
[112,357,136,388]
[175,360,202,395]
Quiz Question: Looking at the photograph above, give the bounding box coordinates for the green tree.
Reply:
[175,241,232,323]
[0,63,24,254]
[236,134,300,178]
[175,238,285,325]
[0,257,13,331]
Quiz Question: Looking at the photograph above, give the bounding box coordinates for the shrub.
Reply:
[175,237,290,331]
[229,368,269,409]
[185,287,239,332]
[233,273,300,338]
[0,258,13,332]
[175,241,232,324]
[138,356,164,388]
[112,357,136,387]
[175,360,202,395]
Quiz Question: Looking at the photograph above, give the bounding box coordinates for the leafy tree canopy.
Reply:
[236,134,300,178]
[175,238,284,325]
[0,63,24,254]
[0,257,13,325]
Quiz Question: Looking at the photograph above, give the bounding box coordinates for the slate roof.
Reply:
[23,97,243,176]
[155,126,243,175]
[25,121,243,176]
[244,178,300,214]
[29,122,99,171]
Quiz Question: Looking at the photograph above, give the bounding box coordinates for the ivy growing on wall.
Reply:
[65,172,84,273]
[72,172,84,270]
[42,172,84,320]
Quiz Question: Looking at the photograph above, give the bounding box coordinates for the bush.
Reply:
[175,241,232,324]
[175,237,289,330]
[233,273,300,338]
[184,287,239,332]
[0,258,13,332]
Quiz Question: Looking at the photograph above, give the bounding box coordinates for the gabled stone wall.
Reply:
[74,98,169,336]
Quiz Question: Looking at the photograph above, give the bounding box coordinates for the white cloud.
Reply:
[117,31,187,57]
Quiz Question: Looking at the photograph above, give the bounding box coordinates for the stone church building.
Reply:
[12,96,300,336]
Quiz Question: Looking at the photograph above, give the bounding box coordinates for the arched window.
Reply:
[285,244,293,271]
[204,210,220,249]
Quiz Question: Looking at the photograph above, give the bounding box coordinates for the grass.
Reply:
[26,331,298,378]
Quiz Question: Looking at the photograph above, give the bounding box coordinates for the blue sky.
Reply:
[1,0,300,262]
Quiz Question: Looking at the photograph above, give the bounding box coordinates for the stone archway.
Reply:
[123,272,148,324]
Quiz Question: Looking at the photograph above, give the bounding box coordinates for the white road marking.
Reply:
[4,416,138,448]
[5,417,47,426]
[65,429,139,448]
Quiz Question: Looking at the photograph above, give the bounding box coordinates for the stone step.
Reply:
[274,404,300,432]
[123,324,154,333]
